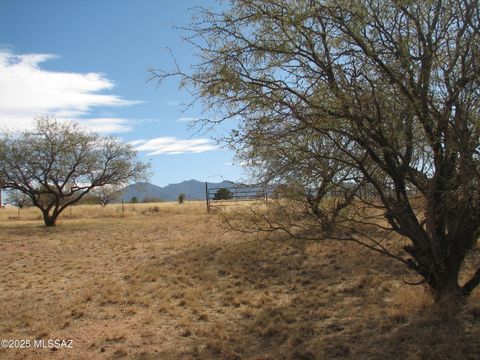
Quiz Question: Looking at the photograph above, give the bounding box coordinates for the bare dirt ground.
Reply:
[0,202,479,359]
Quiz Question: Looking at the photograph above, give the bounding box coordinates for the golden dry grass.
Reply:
[0,202,479,359]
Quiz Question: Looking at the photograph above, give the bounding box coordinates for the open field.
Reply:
[1,202,480,359]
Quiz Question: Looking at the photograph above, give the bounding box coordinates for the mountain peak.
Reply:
[120,179,235,202]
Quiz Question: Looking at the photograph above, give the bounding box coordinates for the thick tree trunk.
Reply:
[43,213,57,227]
[430,269,466,308]
[433,281,464,303]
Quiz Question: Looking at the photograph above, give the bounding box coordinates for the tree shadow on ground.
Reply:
[141,235,480,360]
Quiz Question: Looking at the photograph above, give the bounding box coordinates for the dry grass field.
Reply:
[0,202,479,360]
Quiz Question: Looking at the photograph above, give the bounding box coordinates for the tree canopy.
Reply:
[0,117,149,226]
[154,0,480,302]
[213,188,234,201]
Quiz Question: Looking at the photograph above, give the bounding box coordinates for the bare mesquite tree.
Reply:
[91,185,122,207]
[6,189,31,219]
[153,0,480,302]
[6,189,31,209]
[0,118,149,226]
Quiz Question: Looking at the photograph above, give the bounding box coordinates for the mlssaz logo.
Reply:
[34,339,74,349]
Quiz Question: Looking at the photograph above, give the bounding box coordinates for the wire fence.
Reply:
[205,182,269,212]
[205,181,423,212]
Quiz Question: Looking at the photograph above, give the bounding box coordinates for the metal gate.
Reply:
[205,182,268,212]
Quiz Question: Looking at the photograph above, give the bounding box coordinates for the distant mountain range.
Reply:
[119,179,236,202]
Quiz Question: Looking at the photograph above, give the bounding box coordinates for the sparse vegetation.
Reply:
[2,1,480,359]
[0,202,479,359]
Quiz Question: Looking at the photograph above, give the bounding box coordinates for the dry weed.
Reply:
[0,202,478,359]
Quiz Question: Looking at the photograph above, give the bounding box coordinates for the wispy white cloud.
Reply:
[166,100,181,106]
[0,50,140,132]
[131,137,217,155]
[78,118,133,133]
[129,118,156,125]
[127,139,147,146]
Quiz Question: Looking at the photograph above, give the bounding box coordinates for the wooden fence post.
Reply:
[205,182,210,213]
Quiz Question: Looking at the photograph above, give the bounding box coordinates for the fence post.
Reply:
[205,182,210,213]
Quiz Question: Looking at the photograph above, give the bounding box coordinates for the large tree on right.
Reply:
[156,0,480,302]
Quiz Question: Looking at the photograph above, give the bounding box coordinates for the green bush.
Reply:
[178,193,186,204]
[213,188,233,200]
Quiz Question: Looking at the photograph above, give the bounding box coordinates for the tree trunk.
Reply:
[430,269,466,308]
[43,213,57,227]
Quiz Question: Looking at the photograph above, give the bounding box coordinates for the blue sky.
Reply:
[0,0,244,186]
